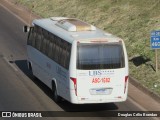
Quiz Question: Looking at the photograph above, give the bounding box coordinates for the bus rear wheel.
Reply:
[28,61,37,80]
[52,82,61,103]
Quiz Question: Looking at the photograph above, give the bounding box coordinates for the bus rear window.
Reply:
[77,43,125,70]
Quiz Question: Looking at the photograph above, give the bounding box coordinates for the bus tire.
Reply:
[52,82,61,103]
[28,61,32,70]
[28,61,36,79]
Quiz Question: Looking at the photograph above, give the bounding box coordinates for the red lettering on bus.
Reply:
[92,78,110,83]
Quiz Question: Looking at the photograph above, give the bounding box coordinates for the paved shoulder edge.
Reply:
[129,76,160,103]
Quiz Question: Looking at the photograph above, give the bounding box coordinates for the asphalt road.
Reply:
[0,3,159,120]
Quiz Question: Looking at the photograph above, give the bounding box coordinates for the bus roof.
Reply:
[32,17,121,43]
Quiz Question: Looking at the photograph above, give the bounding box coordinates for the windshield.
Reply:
[77,43,125,70]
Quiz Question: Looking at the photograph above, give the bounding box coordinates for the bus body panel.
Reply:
[68,41,129,104]
[75,70,128,103]
[26,17,129,104]
[27,46,71,101]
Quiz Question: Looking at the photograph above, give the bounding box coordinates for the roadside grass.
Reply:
[14,0,160,95]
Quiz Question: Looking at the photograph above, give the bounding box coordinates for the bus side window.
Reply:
[35,26,42,51]
[45,32,50,56]
[40,29,44,51]
[41,30,47,54]
[58,39,63,66]
[51,35,56,61]
[27,27,34,45]
[66,43,71,69]
[41,30,50,54]
[57,37,62,64]
[62,41,68,69]
[48,35,54,59]
[54,36,59,62]
[32,26,38,47]
[40,29,44,52]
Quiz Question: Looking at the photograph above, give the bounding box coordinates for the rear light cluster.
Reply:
[124,76,129,94]
[70,77,77,96]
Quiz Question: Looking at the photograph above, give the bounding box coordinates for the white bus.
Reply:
[25,17,129,104]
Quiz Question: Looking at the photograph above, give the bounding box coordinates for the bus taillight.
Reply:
[124,76,129,94]
[70,77,77,96]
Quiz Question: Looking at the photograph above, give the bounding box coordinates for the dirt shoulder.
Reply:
[0,0,159,111]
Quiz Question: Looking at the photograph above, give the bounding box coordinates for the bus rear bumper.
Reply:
[69,96,127,104]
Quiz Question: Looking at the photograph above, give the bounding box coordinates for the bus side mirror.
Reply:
[23,25,30,33]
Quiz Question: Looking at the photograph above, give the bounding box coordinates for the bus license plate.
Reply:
[96,88,107,94]
[90,88,112,95]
